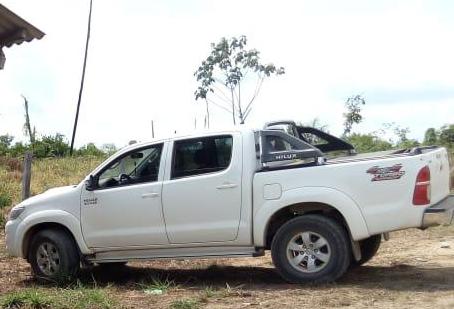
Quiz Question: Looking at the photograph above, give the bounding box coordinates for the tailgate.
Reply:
[425,147,451,205]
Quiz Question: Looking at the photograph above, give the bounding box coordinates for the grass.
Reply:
[0,285,115,309]
[169,298,200,309]
[0,156,104,228]
[141,276,175,294]
[2,289,51,309]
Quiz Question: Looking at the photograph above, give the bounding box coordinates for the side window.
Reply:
[261,131,322,165]
[299,132,328,146]
[172,135,233,179]
[97,144,163,189]
[265,135,298,152]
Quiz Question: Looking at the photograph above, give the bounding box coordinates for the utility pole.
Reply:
[70,0,93,155]
[151,120,155,138]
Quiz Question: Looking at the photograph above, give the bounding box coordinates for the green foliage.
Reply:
[33,133,70,158]
[195,35,285,124]
[1,289,51,309]
[0,192,11,209]
[76,143,105,157]
[141,276,175,293]
[423,128,438,145]
[421,125,454,154]
[343,94,365,136]
[198,286,216,303]
[0,133,112,158]
[8,142,27,157]
[439,124,454,149]
[0,135,13,156]
[0,286,115,309]
[346,133,393,153]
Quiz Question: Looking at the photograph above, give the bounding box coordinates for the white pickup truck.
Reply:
[5,127,454,283]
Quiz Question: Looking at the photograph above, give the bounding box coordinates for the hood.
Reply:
[21,185,79,207]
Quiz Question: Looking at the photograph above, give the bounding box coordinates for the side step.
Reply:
[86,246,265,263]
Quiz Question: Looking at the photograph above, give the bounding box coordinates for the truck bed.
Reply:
[254,146,451,238]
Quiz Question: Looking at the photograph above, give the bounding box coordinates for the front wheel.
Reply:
[271,215,351,283]
[29,229,80,282]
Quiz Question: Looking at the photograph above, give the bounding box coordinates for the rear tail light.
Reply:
[413,165,431,205]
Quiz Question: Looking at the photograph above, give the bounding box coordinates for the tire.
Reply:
[28,229,80,283]
[352,234,381,267]
[271,215,351,283]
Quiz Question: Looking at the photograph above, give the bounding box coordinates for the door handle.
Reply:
[141,192,160,198]
[216,183,238,190]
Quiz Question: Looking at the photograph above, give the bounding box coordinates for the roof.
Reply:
[0,4,44,48]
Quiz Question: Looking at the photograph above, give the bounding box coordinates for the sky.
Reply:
[0,0,453,148]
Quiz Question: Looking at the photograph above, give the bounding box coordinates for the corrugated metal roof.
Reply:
[0,3,44,48]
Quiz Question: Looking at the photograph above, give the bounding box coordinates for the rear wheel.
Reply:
[271,215,351,283]
[29,229,80,282]
[352,234,381,267]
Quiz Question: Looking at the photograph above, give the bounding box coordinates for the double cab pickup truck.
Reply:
[5,126,454,283]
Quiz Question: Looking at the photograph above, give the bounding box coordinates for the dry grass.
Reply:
[0,156,103,225]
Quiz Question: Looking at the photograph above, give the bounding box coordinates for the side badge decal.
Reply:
[367,164,405,181]
[83,197,98,206]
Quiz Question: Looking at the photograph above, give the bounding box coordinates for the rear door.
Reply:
[162,133,242,244]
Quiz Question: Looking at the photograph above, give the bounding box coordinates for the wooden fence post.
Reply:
[21,151,32,201]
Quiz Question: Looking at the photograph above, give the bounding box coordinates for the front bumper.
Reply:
[5,219,22,257]
[421,195,454,228]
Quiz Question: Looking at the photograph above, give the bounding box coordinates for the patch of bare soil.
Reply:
[1,226,454,308]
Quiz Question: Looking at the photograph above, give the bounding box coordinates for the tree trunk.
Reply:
[205,99,210,128]
[238,83,244,124]
[230,87,236,125]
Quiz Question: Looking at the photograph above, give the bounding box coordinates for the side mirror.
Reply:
[85,175,97,191]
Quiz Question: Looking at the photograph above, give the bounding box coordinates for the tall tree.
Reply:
[439,124,454,149]
[342,94,365,137]
[194,35,285,126]
[423,128,438,145]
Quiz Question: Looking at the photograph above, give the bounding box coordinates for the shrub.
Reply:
[76,143,105,157]
[0,193,11,209]
[33,133,70,158]
[0,156,22,172]
[0,135,13,156]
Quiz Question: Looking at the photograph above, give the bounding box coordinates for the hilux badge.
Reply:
[366,164,405,181]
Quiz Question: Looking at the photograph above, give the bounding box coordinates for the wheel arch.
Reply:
[17,210,92,259]
[254,186,370,248]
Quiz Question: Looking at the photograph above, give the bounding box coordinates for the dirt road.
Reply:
[1,226,454,308]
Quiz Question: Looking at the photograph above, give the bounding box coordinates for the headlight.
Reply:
[9,205,25,221]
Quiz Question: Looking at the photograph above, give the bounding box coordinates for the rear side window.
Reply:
[265,135,298,152]
[172,135,233,179]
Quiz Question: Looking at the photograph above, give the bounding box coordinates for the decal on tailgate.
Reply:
[366,164,405,181]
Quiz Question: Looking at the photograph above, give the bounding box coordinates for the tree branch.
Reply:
[243,75,265,120]
[206,98,233,114]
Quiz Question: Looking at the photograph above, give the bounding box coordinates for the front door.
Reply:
[162,134,242,244]
[81,142,168,249]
